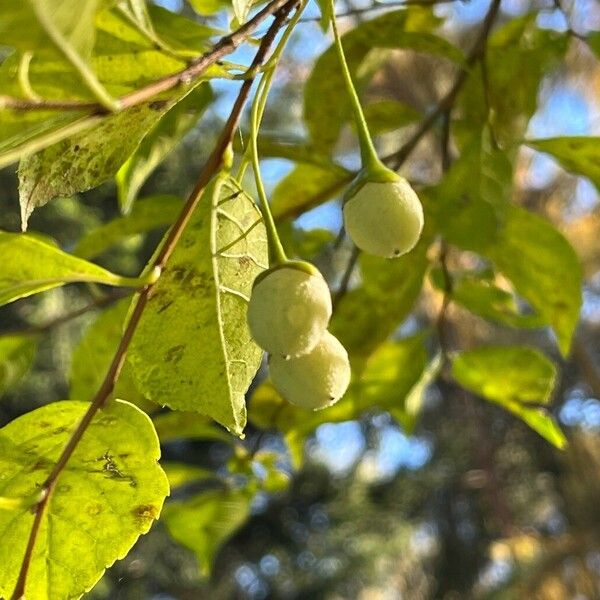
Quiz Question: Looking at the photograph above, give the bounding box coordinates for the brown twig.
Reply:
[1,0,292,114]
[9,3,299,597]
[0,290,132,339]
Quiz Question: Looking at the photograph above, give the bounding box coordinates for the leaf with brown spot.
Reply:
[0,400,168,599]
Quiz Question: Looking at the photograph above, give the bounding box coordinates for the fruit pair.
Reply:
[248,262,351,410]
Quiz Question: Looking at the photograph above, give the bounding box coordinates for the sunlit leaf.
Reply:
[128,175,268,435]
[452,346,557,406]
[485,205,582,356]
[0,231,143,306]
[429,268,545,329]
[0,399,169,599]
[153,411,233,444]
[526,137,600,190]
[331,239,429,368]
[18,99,181,229]
[69,299,150,409]
[452,346,565,448]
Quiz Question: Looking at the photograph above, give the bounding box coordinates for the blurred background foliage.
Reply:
[2,0,600,597]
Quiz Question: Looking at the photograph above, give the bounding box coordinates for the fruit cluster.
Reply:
[248,261,351,410]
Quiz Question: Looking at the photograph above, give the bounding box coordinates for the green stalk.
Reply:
[328,0,391,178]
[250,75,288,265]
[238,1,306,181]
[247,1,307,264]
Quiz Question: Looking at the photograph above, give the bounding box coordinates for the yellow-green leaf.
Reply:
[0,399,169,599]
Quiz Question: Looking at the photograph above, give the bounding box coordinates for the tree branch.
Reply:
[9,3,299,597]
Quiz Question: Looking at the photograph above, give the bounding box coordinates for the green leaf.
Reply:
[74,195,181,260]
[401,353,442,434]
[429,268,545,329]
[0,231,143,306]
[525,137,600,190]
[162,462,218,489]
[331,239,429,367]
[452,346,565,448]
[153,411,233,444]
[587,31,600,59]
[458,15,567,146]
[361,100,421,136]
[485,205,582,356]
[0,399,169,599]
[0,335,36,396]
[116,85,213,213]
[163,488,251,575]
[304,9,464,151]
[452,346,557,406]
[271,163,353,221]
[232,0,253,24]
[187,0,230,15]
[69,299,149,408]
[428,128,511,252]
[1,0,100,57]
[146,4,217,56]
[128,175,268,435]
[359,334,432,432]
[314,0,332,32]
[18,99,181,229]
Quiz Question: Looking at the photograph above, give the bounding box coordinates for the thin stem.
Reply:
[9,4,298,597]
[250,77,288,264]
[328,0,382,173]
[248,2,307,264]
[238,3,305,179]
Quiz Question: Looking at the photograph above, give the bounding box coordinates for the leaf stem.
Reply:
[328,0,382,174]
[9,4,299,597]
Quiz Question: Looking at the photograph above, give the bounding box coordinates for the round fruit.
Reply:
[343,178,424,258]
[269,331,351,410]
[247,263,332,357]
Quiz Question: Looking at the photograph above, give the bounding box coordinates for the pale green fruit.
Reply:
[269,331,351,410]
[343,178,424,258]
[247,264,332,357]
